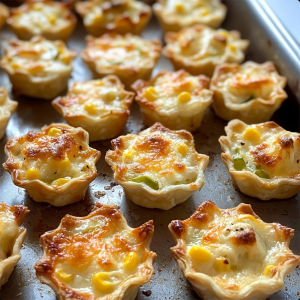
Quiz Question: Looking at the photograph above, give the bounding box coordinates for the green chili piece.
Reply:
[131,176,159,190]
[254,169,269,179]
[233,156,246,171]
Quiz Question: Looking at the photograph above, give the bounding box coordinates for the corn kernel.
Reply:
[57,45,64,54]
[175,3,184,13]
[55,269,74,283]
[229,44,236,52]
[143,87,157,102]
[60,55,71,64]
[92,272,115,293]
[124,150,134,160]
[189,246,212,263]
[48,15,56,24]
[219,31,228,38]
[33,3,43,10]
[214,257,231,272]
[263,265,276,277]
[25,168,40,180]
[201,8,210,15]
[243,128,261,142]
[177,143,189,156]
[52,178,70,186]
[123,252,139,271]
[84,102,97,114]
[178,92,192,103]
[60,158,71,169]
[95,80,103,86]
[48,128,62,137]
[11,62,19,69]
[237,214,259,223]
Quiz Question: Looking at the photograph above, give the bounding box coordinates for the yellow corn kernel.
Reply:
[219,31,228,38]
[229,44,236,52]
[175,3,184,13]
[263,265,276,277]
[143,87,157,102]
[52,178,70,186]
[33,3,43,10]
[48,15,56,24]
[178,92,192,103]
[92,272,115,293]
[243,128,261,142]
[25,168,40,180]
[60,158,71,169]
[95,80,103,86]
[177,142,189,156]
[84,102,97,114]
[214,257,231,272]
[123,252,139,271]
[237,214,259,223]
[201,8,210,15]
[189,246,212,263]
[48,128,62,137]
[57,45,64,54]
[124,150,134,160]
[11,62,19,69]
[55,269,74,283]
[60,55,71,64]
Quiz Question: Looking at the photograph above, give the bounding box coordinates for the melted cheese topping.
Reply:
[1,37,75,77]
[229,123,300,179]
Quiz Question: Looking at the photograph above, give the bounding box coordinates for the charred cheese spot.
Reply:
[279,136,293,148]
[230,227,256,246]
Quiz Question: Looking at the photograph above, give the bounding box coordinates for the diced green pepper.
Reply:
[233,156,246,171]
[131,176,159,190]
[254,169,270,179]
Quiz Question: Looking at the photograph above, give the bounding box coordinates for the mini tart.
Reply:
[219,119,300,200]
[132,70,213,132]
[75,0,152,37]
[153,0,227,32]
[35,203,156,300]
[0,3,9,30]
[7,0,76,41]
[0,88,18,140]
[81,34,161,89]
[210,61,288,123]
[0,202,29,288]
[3,124,100,207]
[169,201,300,300]
[52,76,135,141]
[105,123,209,210]
[162,25,249,77]
[0,36,76,100]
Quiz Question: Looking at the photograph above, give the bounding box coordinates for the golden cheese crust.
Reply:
[75,0,152,37]
[0,88,18,140]
[219,119,300,200]
[0,3,9,30]
[0,36,76,100]
[210,61,287,123]
[105,122,209,210]
[153,0,227,32]
[132,70,213,131]
[0,202,29,288]
[162,25,249,77]
[35,203,156,300]
[7,0,76,41]
[52,76,135,141]
[3,123,100,206]
[81,34,161,90]
[169,201,300,300]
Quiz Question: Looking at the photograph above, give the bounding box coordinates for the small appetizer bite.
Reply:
[153,0,227,32]
[0,88,18,140]
[210,61,288,123]
[0,3,9,31]
[52,76,135,141]
[3,124,100,206]
[0,202,29,288]
[75,0,152,37]
[105,123,209,210]
[132,70,213,132]
[0,36,76,100]
[219,119,300,200]
[7,0,76,41]
[81,34,161,89]
[169,201,300,300]
[35,203,156,300]
[162,25,249,77]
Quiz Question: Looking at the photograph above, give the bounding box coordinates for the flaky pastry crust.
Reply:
[35,203,156,300]
[219,119,300,200]
[163,25,249,77]
[210,61,287,123]
[153,0,227,32]
[132,70,213,131]
[0,202,29,288]
[0,88,18,140]
[52,76,134,141]
[169,201,300,300]
[81,34,161,89]
[7,0,76,41]
[0,3,9,30]
[3,124,100,206]
[105,123,209,210]
[75,0,151,37]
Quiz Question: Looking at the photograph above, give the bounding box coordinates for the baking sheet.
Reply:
[0,1,299,300]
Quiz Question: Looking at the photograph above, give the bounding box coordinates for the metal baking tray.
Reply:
[0,1,299,299]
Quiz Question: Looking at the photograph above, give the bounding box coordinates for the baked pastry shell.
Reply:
[35,203,156,300]
[52,76,135,141]
[169,201,300,300]
[0,3,9,30]
[105,123,209,210]
[2,124,101,207]
[0,203,29,288]
[210,62,288,123]
[219,119,300,200]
